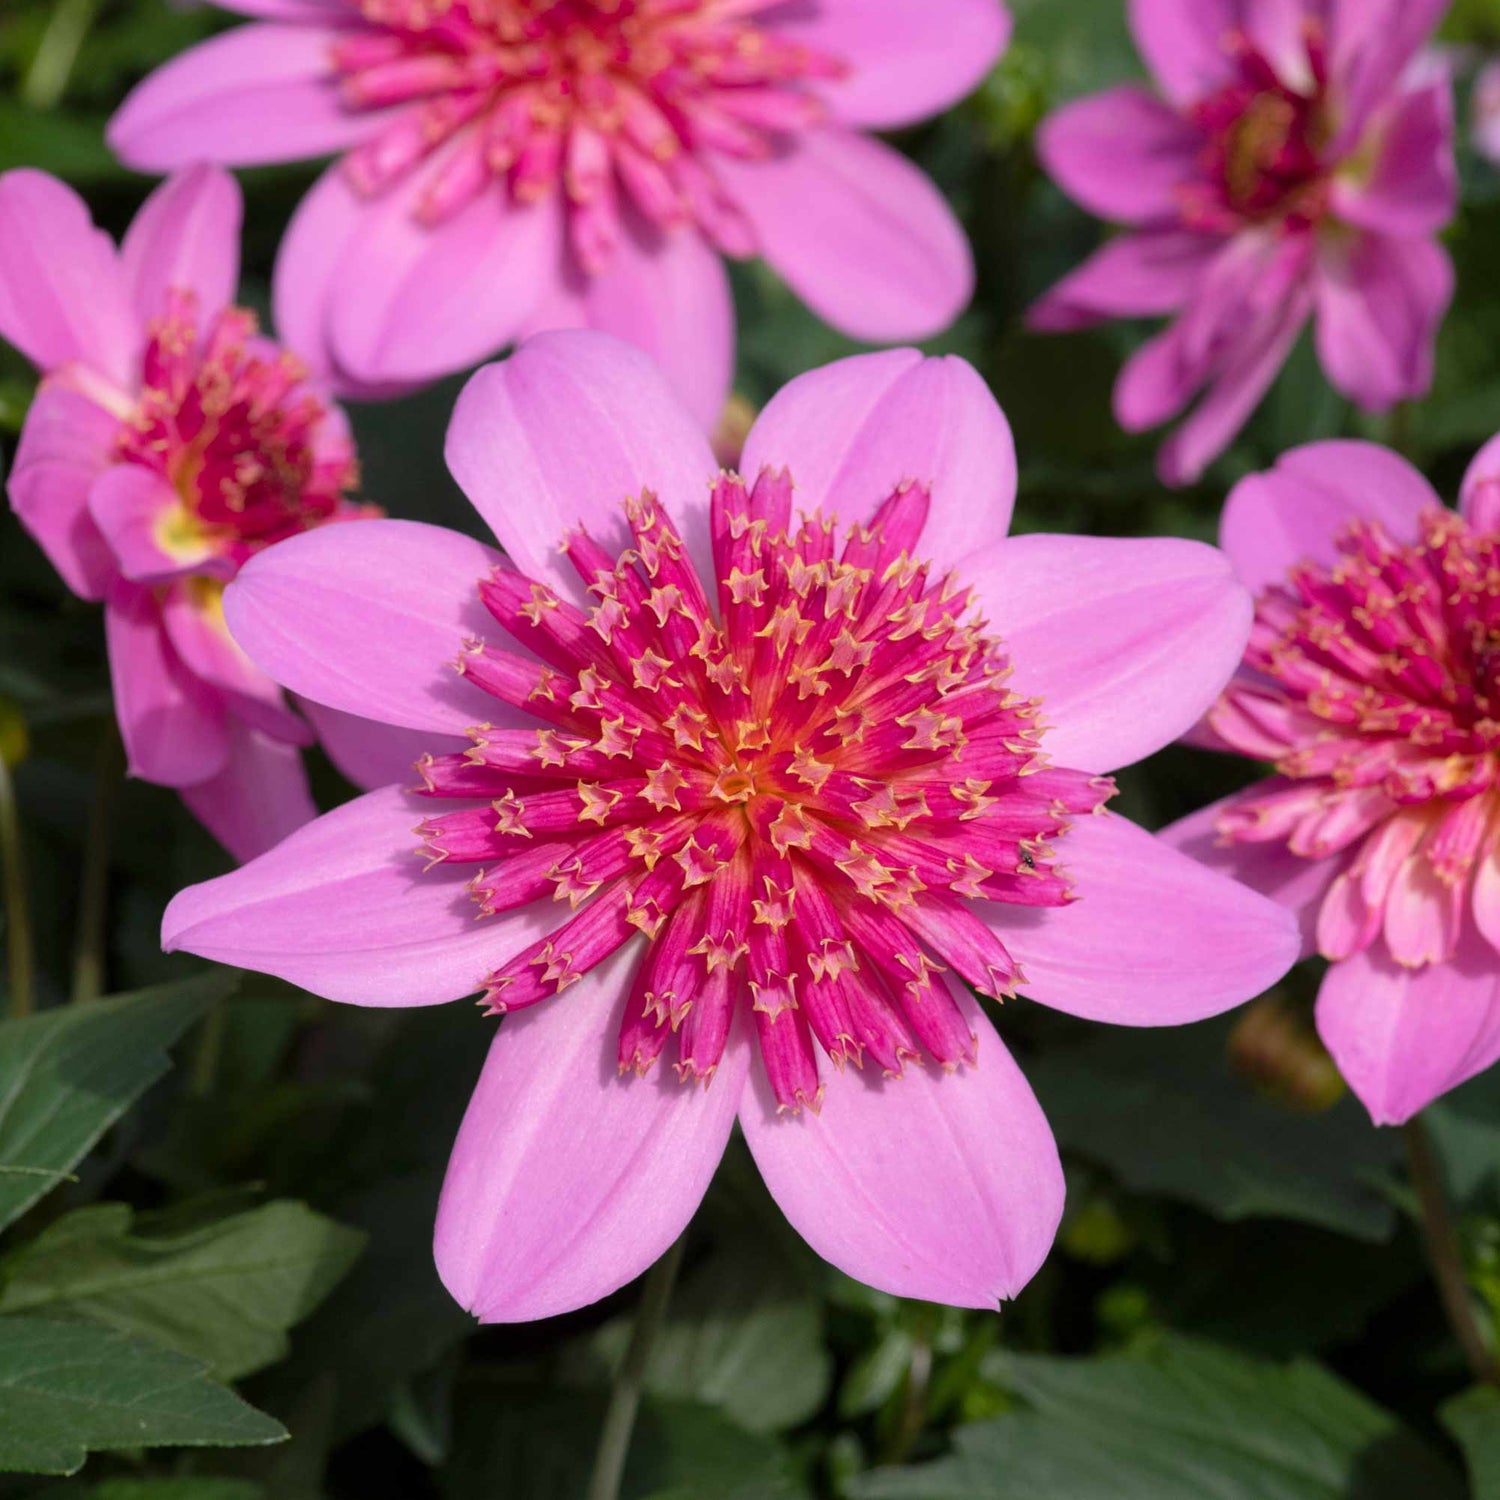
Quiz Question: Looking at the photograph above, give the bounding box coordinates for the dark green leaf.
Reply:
[0,974,234,1231]
[1442,1387,1500,1500]
[0,1317,284,1477]
[82,1481,263,1500]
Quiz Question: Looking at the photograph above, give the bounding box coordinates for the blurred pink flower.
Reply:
[1029,0,1457,487]
[0,165,376,858]
[1165,438,1500,1124]
[107,0,1008,428]
[1474,58,1500,164]
[162,330,1297,1317]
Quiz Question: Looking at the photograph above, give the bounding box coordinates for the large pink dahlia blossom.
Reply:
[161,331,1298,1317]
[0,165,376,859]
[1166,439,1500,1126]
[106,0,1007,428]
[1028,0,1457,487]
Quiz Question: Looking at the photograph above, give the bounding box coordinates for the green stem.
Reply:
[190,1000,228,1098]
[21,0,102,111]
[1405,1116,1500,1388]
[586,1235,687,1500]
[0,754,34,1019]
[70,727,121,1004]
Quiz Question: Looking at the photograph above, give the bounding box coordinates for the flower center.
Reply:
[333,0,843,269]
[415,470,1111,1110]
[1182,29,1330,232]
[116,290,361,569]
[1211,507,1500,968]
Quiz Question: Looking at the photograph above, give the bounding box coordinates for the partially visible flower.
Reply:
[107,0,1007,428]
[0,165,377,858]
[162,331,1296,1318]
[1474,58,1500,164]
[1029,0,1457,486]
[1166,438,1500,1124]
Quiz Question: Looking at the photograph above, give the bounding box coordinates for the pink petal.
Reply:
[1459,431,1500,534]
[983,811,1301,1024]
[964,534,1250,773]
[444,330,718,604]
[222,518,507,735]
[1028,228,1221,333]
[0,170,138,385]
[583,218,733,435]
[1219,441,1440,594]
[1158,794,1344,961]
[740,349,1015,574]
[1329,79,1456,240]
[326,167,562,388]
[216,0,356,15]
[435,947,750,1321]
[161,783,556,1004]
[1327,0,1450,146]
[740,986,1062,1307]
[1126,0,1238,106]
[1313,232,1452,413]
[107,24,377,171]
[772,0,1011,130]
[120,164,242,328]
[106,581,230,788]
[1036,85,1200,225]
[7,383,118,600]
[1316,934,1500,1126]
[714,128,972,343]
[302,699,466,791]
[180,721,317,862]
[89,463,202,581]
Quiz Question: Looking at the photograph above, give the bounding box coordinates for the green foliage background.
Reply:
[2,0,1500,1494]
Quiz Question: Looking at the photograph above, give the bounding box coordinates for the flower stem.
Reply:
[0,754,34,1019]
[1404,1115,1500,1387]
[71,726,121,1004]
[21,0,102,110]
[586,1234,687,1500]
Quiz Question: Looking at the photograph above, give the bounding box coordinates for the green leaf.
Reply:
[1027,1016,1400,1240]
[82,1481,263,1500]
[852,1337,1461,1500]
[0,1316,285,1477]
[1442,1387,1500,1500]
[0,974,233,1231]
[0,1200,364,1380]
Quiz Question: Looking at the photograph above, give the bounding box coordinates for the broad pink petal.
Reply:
[1036,86,1200,225]
[584,219,733,435]
[1126,0,1237,105]
[0,170,137,384]
[444,330,719,603]
[1159,794,1344,960]
[964,534,1251,773]
[223,518,508,735]
[435,948,751,1321]
[89,463,201,581]
[7,384,118,600]
[107,25,377,171]
[741,987,1062,1307]
[1316,935,1500,1125]
[106,582,230,787]
[714,129,972,343]
[1330,80,1456,240]
[121,164,242,328]
[1460,431,1500,533]
[302,699,466,791]
[180,721,317,862]
[161,784,555,1004]
[740,349,1015,573]
[1027,228,1220,333]
[770,0,1010,130]
[983,811,1301,1024]
[1218,441,1440,594]
[1314,232,1452,413]
[1327,0,1450,145]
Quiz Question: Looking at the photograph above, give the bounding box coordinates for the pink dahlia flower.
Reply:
[0,165,376,859]
[1028,0,1457,487]
[161,331,1297,1317]
[106,0,1007,428]
[1166,439,1500,1125]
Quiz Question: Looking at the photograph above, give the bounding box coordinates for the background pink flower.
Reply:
[161,331,1298,1320]
[1165,437,1500,1125]
[1028,0,1457,487]
[107,0,1008,429]
[0,164,376,859]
